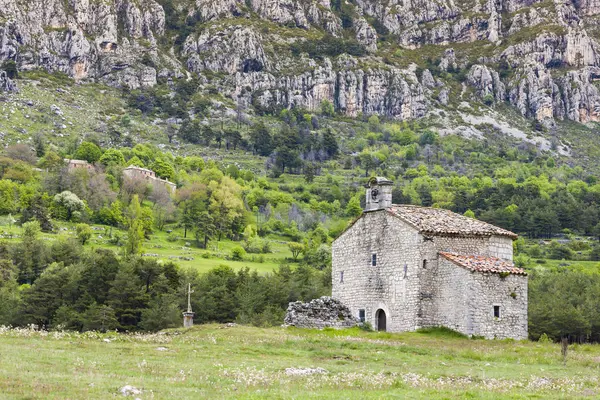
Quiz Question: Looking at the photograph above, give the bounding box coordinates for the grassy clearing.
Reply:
[0,219,298,274]
[0,324,598,399]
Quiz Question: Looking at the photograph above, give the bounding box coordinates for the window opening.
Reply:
[493,305,501,318]
[372,253,377,266]
[358,309,365,323]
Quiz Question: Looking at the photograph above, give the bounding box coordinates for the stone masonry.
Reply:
[331,178,528,340]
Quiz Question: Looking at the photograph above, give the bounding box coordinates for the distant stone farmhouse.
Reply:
[123,165,176,194]
[332,177,528,340]
[65,159,95,171]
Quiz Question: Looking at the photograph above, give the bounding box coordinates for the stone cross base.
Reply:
[183,312,195,328]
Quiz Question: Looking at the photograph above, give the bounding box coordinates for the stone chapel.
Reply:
[332,177,528,340]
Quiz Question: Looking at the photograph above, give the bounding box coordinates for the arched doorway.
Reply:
[376,309,387,331]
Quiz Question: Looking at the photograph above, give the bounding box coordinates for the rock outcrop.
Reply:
[284,296,359,329]
[0,0,170,87]
[0,70,17,92]
[3,0,600,124]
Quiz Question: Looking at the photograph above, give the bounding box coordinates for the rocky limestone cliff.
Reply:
[3,0,600,125]
[0,0,172,88]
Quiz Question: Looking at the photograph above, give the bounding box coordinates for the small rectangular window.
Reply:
[340,271,344,283]
[422,259,428,269]
[493,305,501,318]
[372,253,377,266]
[358,309,365,323]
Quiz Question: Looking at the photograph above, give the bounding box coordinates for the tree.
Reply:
[13,220,49,283]
[248,123,274,156]
[99,149,125,166]
[274,147,301,174]
[288,242,305,261]
[590,245,600,261]
[82,303,119,332]
[179,119,202,144]
[20,262,78,328]
[304,163,316,183]
[74,142,102,163]
[224,129,242,150]
[107,265,148,330]
[322,129,339,158]
[53,191,85,221]
[345,197,363,217]
[208,178,245,242]
[419,130,438,146]
[5,144,37,164]
[139,294,181,331]
[201,126,214,146]
[151,159,175,180]
[20,194,53,232]
[166,124,177,144]
[75,223,93,245]
[320,100,334,116]
[125,195,145,256]
[358,152,377,177]
[194,211,216,248]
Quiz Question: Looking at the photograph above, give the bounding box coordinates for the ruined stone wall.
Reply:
[332,210,422,331]
[284,297,358,329]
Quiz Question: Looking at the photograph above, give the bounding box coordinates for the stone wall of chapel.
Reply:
[421,258,527,339]
[420,258,471,332]
[332,210,422,332]
[488,235,514,261]
[332,212,523,337]
[468,272,528,339]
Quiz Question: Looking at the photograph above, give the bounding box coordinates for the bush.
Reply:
[359,322,373,331]
[166,232,179,242]
[75,223,92,245]
[290,35,366,60]
[231,246,246,261]
[243,237,271,254]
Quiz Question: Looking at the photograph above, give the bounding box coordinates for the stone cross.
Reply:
[183,283,195,328]
[187,282,194,313]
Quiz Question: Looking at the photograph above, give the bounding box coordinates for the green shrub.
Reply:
[231,246,246,261]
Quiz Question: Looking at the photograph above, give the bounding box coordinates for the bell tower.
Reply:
[365,177,393,211]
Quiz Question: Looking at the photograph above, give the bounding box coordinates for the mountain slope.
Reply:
[2,0,600,128]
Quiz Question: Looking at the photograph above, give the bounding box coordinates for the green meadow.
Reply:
[0,324,598,399]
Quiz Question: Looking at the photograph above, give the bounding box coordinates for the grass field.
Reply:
[0,325,598,399]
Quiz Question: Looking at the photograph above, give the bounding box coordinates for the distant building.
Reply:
[332,177,528,340]
[123,165,176,194]
[65,159,94,171]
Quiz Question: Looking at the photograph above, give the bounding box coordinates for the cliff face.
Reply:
[0,0,169,88]
[3,0,600,125]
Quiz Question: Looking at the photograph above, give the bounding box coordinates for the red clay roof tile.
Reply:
[439,252,527,276]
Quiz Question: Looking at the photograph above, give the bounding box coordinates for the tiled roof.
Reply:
[125,165,154,173]
[439,252,527,275]
[65,159,88,164]
[387,205,517,239]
